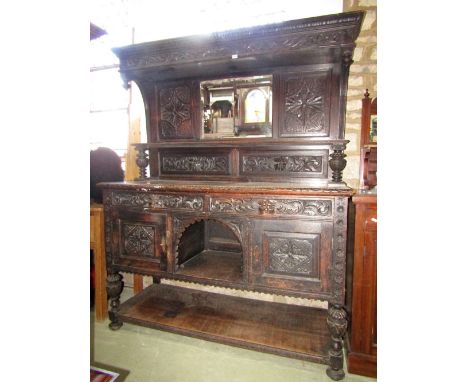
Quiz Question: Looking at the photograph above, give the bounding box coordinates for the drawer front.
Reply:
[209,196,333,218]
[251,219,333,294]
[110,209,167,272]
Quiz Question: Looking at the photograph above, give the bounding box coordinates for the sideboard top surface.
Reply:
[99,180,353,196]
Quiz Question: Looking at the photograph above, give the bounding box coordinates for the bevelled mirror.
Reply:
[201,75,272,139]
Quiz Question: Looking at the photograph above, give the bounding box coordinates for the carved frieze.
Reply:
[210,198,332,217]
[283,75,329,136]
[120,21,358,71]
[122,224,155,257]
[159,85,192,138]
[162,155,229,174]
[110,192,203,211]
[268,237,317,276]
[242,155,323,174]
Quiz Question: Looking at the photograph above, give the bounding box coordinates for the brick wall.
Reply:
[342,0,377,189]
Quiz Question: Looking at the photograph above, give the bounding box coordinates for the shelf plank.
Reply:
[117,284,329,363]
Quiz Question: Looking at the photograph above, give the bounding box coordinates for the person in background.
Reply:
[90,147,124,203]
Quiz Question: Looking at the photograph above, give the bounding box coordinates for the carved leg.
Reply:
[326,304,347,381]
[106,271,124,330]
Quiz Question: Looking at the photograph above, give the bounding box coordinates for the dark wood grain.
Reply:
[101,11,364,381]
[117,283,330,363]
[346,194,377,378]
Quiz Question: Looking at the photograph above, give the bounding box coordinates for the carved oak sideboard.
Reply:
[101,11,363,381]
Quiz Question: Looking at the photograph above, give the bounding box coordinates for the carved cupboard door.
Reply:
[251,219,333,296]
[110,209,167,274]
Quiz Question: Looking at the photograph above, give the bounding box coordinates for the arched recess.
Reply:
[174,217,244,283]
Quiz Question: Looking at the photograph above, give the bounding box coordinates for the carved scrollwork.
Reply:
[162,155,229,174]
[109,192,203,211]
[210,198,332,217]
[242,155,322,174]
[121,24,357,71]
[210,198,257,213]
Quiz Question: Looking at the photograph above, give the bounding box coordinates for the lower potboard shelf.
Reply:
[116,283,330,363]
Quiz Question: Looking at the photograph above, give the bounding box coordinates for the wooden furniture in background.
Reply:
[346,91,377,377]
[101,12,364,381]
[90,205,107,321]
[347,194,377,377]
[359,90,377,190]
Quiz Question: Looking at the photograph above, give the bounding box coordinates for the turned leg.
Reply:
[326,304,348,380]
[106,271,124,330]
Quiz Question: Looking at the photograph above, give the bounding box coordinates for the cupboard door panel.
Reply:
[252,219,333,294]
[111,209,167,273]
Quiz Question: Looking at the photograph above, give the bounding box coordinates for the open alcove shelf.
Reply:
[117,283,329,363]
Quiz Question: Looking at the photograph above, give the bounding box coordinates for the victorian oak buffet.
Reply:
[100,12,364,381]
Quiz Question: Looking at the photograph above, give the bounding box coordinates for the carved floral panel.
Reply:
[267,236,319,277]
[281,73,330,137]
[159,85,193,139]
[122,224,155,257]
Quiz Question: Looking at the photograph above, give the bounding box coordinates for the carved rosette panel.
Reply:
[122,224,155,257]
[242,155,323,175]
[268,237,317,276]
[159,85,193,139]
[330,197,348,304]
[210,198,332,217]
[162,155,229,175]
[110,192,203,211]
[283,75,329,136]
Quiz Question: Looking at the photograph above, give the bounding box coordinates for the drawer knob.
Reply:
[258,200,275,214]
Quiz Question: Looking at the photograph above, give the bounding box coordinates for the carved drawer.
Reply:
[251,219,333,295]
[110,208,167,273]
[209,196,333,218]
[107,191,204,212]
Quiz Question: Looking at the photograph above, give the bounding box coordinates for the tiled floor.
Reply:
[91,287,376,382]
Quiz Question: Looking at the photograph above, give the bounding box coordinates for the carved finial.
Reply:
[364,89,370,98]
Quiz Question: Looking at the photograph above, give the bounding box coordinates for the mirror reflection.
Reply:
[201,75,272,139]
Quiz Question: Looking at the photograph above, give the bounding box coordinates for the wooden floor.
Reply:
[117,283,329,363]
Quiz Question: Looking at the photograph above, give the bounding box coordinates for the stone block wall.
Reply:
[342,0,377,189]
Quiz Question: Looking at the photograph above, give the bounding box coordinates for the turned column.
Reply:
[329,144,347,183]
[106,271,124,330]
[135,145,149,180]
[326,304,348,380]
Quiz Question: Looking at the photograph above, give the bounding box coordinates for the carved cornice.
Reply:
[113,12,364,72]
